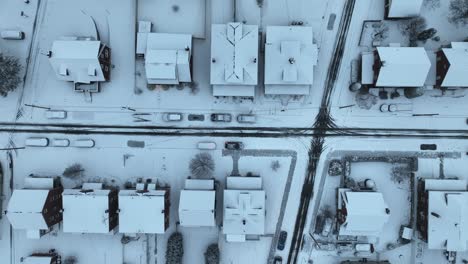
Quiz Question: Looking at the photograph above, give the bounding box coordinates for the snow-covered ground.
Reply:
[0,132,310,264]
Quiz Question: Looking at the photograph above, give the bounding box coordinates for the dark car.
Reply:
[274,256,282,264]
[188,114,205,121]
[225,141,244,150]
[277,231,288,250]
[211,113,232,122]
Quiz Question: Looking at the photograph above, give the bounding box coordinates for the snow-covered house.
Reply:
[223,176,265,242]
[62,183,118,234]
[6,177,62,239]
[210,23,258,97]
[418,179,468,252]
[22,253,60,264]
[118,184,170,234]
[337,189,390,237]
[137,26,192,85]
[264,26,318,95]
[48,39,111,85]
[436,42,468,88]
[385,0,423,19]
[361,47,431,87]
[179,179,216,227]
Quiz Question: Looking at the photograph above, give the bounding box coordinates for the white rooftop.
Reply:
[375,47,431,87]
[440,43,468,87]
[119,190,167,234]
[141,33,192,85]
[264,26,318,95]
[428,191,468,251]
[179,190,216,227]
[339,190,390,237]
[7,189,50,230]
[49,40,105,84]
[211,23,258,97]
[387,0,423,18]
[62,189,115,233]
[223,190,265,238]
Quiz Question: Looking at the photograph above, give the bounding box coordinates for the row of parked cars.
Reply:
[163,113,256,123]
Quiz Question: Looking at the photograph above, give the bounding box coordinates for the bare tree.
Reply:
[189,153,215,178]
[204,244,220,264]
[63,256,78,264]
[271,160,281,172]
[400,17,427,46]
[166,232,183,264]
[0,53,21,97]
[448,0,468,26]
[63,163,84,179]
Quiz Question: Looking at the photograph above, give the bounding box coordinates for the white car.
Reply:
[1,30,24,40]
[237,114,256,123]
[45,110,67,119]
[163,112,183,122]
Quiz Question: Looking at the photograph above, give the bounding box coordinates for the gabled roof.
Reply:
[211,23,258,96]
[223,190,265,236]
[440,43,468,87]
[387,0,423,18]
[7,189,49,230]
[264,26,318,95]
[179,190,216,227]
[428,191,468,251]
[339,190,390,237]
[49,40,105,84]
[119,190,167,234]
[62,189,113,233]
[376,47,431,87]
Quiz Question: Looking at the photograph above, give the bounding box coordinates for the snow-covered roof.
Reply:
[226,176,262,190]
[428,191,468,251]
[62,189,114,233]
[375,47,431,87]
[339,190,390,237]
[440,44,468,87]
[179,190,216,227]
[211,23,258,97]
[264,26,318,95]
[387,0,423,18]
[118,190,167,234]
[425,179,467,192]
[49,40,105,84]
[184,179,215,190]
[23,256,54,264]
[223,190,265,238]
[141,33,192,84]
[7,189,49,230]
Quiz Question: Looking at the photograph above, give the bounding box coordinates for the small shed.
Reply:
[385,0,423,19]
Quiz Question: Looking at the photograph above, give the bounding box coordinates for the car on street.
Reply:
[211,113,232,122]
[277,230,288,250]
[225,141,244,150]
[237,114,256,123]
[188,114,205,121]
[273,256,282,264]
[163,112,183,122]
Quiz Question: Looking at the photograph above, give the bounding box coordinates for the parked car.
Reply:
[25,137,49,147]
[237,114,256,123]
[379,103,412,113]
[277,230,288,250]
[73,139,95,148]
[163,112,183,122]
[51,139,70,147]
[225,141,244,150]
[188,114,205,121]
[1,30,25,40]
[197,141,217,150]
[273,256,282,264]
[45,110,67,119]
[211,113,232,122]
[420,144,437,150]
